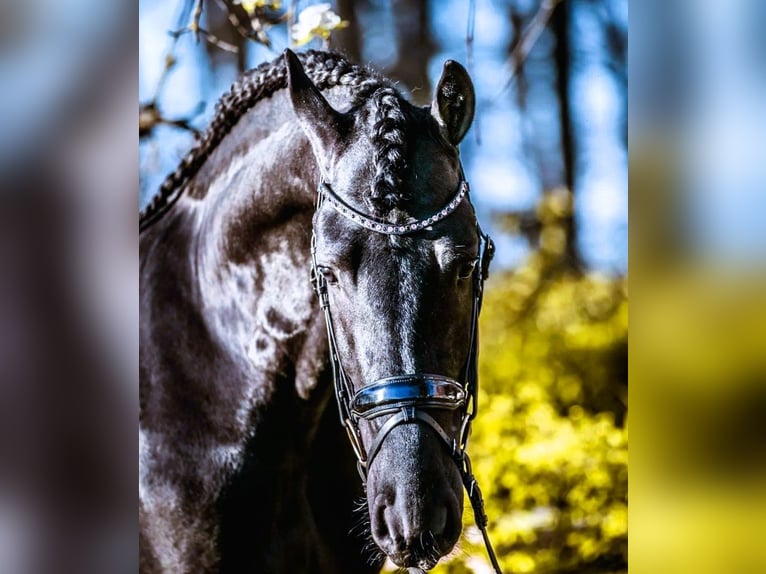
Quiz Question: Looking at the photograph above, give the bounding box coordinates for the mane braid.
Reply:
[139,50,393,233]
[368,88,410,214]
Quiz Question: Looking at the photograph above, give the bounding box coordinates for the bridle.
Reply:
[310,172,503,574]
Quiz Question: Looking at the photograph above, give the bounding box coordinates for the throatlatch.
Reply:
[310,174,503,574]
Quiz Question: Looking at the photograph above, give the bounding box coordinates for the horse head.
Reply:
[286,49,483,570]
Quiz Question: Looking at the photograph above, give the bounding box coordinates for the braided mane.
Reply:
[140,50,409,232]
[368,88,410,213]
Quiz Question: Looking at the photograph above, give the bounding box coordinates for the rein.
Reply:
[310,174,503,573]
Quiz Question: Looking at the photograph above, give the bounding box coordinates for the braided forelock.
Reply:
[139,50,392,233]
[367,88,410,214]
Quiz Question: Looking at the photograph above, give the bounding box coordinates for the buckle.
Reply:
[344,418,366,464]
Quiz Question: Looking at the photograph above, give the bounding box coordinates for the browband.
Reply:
[318,180,469,235]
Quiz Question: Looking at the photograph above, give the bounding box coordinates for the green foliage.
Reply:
[434,213,628,573]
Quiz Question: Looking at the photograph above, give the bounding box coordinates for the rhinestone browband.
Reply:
[318,180,469,235]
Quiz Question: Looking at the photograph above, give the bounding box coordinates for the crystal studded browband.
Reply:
[317,180,470,235]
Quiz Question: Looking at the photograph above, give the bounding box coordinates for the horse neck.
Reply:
[141,86,371,412]
[176,91,325,375]
[136,91,326,390]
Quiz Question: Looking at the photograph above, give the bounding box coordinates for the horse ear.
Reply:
[284,49,343,167]
[430,60,475,145]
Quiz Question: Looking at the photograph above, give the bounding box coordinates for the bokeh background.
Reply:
[1,0,764,572]
[139,0,628,572]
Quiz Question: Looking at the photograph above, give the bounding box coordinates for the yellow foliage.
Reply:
[236,0,281,13]
[434,224,628,573]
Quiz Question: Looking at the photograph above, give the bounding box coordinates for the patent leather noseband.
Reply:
[310,173,502,573]
[350,375,466,470]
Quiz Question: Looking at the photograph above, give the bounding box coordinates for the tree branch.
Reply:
[496,0,564,99]
[191,0,204,42]
[170,25,240,52]
[466,0,481,144]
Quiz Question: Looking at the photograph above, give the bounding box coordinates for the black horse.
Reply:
[140,49,496,573]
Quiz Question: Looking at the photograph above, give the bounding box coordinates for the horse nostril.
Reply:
[447,497,463,545]
[428,496,461,555]
[371,495,410,559]
[431,504,447,536]
[372,497,389,541]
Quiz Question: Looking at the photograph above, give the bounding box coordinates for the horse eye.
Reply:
[457,260,477,280]
[317,266,338,285]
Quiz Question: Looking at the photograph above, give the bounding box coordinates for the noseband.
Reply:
[310,174,502,573]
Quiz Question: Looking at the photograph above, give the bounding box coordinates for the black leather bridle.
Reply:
[310,173,503,574]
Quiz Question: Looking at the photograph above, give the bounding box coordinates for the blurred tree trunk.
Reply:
[333,0,362,63]
[386,0,436,105]
[506,0,580,271]
[552,3,572,190]
[509,6,529,111]
[551,0,581,269]
[604,18,627,147]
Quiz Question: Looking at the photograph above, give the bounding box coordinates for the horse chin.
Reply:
[397,558,439,572]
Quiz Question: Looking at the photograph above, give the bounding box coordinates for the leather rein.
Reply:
[309,174,503,574]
